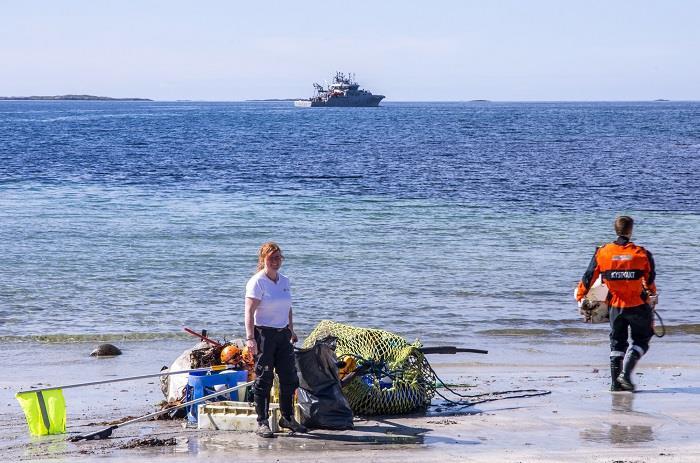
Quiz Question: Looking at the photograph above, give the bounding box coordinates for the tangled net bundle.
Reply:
[303,320,437,415]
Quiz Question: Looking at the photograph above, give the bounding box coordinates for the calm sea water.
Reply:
[1,101,699,345]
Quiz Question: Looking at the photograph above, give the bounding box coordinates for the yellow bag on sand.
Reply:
[16,389,66,436]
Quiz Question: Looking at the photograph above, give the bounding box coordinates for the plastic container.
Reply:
[236,381,249,401]
[185,370,248,422]
[197,400,282,432]
[197,400,302,432]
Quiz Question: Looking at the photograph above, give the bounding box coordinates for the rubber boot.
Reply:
[617,349,641,391]
[610,357,623,391]
[279,415,308,433]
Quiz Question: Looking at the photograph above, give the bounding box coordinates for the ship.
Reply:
[294,72,385,107]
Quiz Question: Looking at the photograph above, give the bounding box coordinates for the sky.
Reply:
[2,0,699,101]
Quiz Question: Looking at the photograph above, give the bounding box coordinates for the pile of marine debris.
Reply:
[158,329,253,418]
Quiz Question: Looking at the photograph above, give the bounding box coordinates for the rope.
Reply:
[424,360,551,407]
[653,310,666,337]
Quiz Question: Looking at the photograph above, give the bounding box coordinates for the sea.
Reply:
[1,101,699,347]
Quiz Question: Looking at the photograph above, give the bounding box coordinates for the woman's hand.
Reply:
[246,338,257,356]
[244,297,260,356]
[290,330,298,344]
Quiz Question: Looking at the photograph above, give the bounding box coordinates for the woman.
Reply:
[245,242,307,437]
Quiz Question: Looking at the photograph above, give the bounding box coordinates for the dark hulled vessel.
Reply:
[295,72,384,107]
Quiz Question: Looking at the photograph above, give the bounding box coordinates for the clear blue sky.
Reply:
[2,0,698,101]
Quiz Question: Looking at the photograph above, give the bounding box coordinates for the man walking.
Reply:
[576,216,657,391]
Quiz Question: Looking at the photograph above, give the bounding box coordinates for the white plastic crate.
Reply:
[197,401,281,432]
[197,400,303,432]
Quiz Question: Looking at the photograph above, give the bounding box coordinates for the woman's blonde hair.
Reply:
[256,242,282,272]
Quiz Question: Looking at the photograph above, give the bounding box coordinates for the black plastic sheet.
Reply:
[295,340,353,430]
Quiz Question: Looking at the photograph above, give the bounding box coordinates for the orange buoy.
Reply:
[220,345,242,364]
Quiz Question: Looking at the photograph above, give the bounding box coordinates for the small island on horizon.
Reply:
[0,94,152,101]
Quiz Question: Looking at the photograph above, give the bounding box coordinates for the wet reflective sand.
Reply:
[2,337,700,462]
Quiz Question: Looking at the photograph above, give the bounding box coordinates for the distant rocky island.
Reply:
[0,94,152,101]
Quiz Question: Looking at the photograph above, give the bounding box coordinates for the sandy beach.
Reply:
[2,335,699,463]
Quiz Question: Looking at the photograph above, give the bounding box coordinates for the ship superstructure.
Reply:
[295,72,385,107]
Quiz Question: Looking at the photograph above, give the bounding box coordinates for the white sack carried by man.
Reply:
[575,276,609,324]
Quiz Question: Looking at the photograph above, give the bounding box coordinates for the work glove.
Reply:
[649,294,659,309]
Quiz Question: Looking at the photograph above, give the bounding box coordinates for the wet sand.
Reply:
[1,337,699,462]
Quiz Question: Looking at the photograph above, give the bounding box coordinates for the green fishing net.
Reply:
[302,320,437,415]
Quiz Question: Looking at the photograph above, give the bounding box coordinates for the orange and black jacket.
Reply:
[576,236,657,309]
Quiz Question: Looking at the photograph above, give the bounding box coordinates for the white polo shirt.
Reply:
[245,270,292,329]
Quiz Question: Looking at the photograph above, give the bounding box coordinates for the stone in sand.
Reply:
[90,343,122,357]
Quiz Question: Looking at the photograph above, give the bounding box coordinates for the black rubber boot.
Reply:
[279,416,308,433]
[610,357,623,391]
[617,349,641,391]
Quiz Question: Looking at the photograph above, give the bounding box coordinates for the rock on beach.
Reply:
[90,343,122,357]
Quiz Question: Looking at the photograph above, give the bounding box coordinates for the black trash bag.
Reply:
[295,338,354,430]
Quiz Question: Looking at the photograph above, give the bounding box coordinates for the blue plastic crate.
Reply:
[185,370,248,422]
